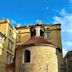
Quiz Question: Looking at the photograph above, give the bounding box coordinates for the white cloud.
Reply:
[63,48,68,57]
[36,19,43,24]
[53,9,72,33]
[53,8,72,56]
[62,41,72,47]
[62,40,72,56]
[59,9,67,16]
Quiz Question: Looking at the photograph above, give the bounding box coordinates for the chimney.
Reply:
[16,24,20,28]
[36,20,43,24]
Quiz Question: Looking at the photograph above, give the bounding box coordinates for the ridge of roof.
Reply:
[15,23,61,29]
[23,36,53,45]
[16,37,57,51]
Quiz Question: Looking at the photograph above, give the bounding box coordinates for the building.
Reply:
[0,19,17,72]
[0,19,63,72]
[7,24,61,72]
[64,51,72,72]
[16,23,63,64]
[60,62,66,72]
[0,32,5,55]
[7,24,63,72]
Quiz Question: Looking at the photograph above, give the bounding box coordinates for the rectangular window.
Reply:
[0,35,2,42]
[6,53,9,64]
[8,40,14,51]
[16,35,21,42]
[24,50,30,63]
[9,29,13,38]
[47,32,51,40]
[40,30,44,37]
[44,32,51,40]
[6,52,13,64]
[10,55,13,63]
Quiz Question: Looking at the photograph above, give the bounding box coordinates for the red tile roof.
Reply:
[16,37,54,51]
[22,37,53,46]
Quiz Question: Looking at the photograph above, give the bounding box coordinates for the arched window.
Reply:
[24,50,30,63]
[40,30,44,37]
[33,29,36,36]
[31,30,34,37]
[31,29,36,37]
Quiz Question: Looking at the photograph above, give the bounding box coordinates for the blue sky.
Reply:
[0,0,72,56]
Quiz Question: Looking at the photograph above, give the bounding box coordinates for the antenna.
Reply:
[36,20,43,24]
[16,24,21,28]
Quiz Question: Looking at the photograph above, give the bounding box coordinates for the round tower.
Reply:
[30,24,45,37]
[15,24,61,72]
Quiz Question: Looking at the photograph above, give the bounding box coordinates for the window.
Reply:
[9,29,11,36]
[8,40,14,51]
[0,35,3,42]
[31,29,36,37]
[16,35,21,42]
[0,35,2,40]
[0,48,2,55]
[34,29,36,36]
[40,30,44,37]
[9,29,13,38]
[6,52,13,64]
[24,50,30,63]
[31,30,33,37]
[47,32,50,40]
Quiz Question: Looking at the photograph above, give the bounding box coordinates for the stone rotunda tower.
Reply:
[15,24,61,72]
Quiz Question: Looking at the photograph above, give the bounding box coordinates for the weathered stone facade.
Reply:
[64,51,72,72]
[16,24,63,65]
[6,24,63,72]
[15,44,61,72]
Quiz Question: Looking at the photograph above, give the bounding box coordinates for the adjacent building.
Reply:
[0,19,17,72]
[7,24,62,72]
[0,32,5,55]
[64,51,72,72]
[16,23,63,65]
[0,19,63,72]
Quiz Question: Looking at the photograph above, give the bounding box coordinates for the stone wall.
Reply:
[16,44,60,72]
